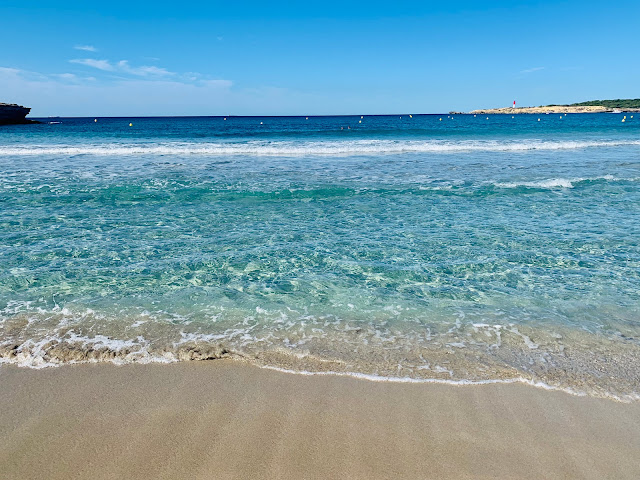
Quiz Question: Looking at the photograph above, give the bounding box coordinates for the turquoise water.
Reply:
[1,114,639,399]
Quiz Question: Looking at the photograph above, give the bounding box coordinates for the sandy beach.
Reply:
[1,360,639,479]
[469,105,616,114]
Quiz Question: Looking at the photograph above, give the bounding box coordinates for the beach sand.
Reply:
[1,360,639,479]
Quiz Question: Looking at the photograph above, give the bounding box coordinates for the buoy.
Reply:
[358,120,361,123]
[439,118,442,121]
[94,119,97,123]
[409,114,412,118]
[306,117,308,120]
[538,118,540,122]
[224,117,227,120]
[486,117,489,120]
[473,114,476,117]
[622,119,626,122]
[129,123,132,127]
[260,121,263,125]
[631,116,634,119]
[560,116,562,119]
[361,116,363,119]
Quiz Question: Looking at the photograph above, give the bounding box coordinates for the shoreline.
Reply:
[4,314,640,403]
[2,360,640,479]
[469,105,640,114]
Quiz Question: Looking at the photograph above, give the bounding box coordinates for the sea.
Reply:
[1,113,639,400]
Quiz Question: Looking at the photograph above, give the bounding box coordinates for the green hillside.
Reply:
[565,99,640,108]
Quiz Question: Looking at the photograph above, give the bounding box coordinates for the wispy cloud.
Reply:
[70,58,114,71]
[116,60,174,77]
[74,45,97,52]
[0,63,317,117]
[70,58,175,77]
[519,66,545,74]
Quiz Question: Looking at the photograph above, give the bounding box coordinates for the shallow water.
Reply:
[1,114,639,400]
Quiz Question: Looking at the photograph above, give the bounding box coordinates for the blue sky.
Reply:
[1,1,638,116]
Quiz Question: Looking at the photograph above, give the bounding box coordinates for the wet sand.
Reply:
[1,360,639,479]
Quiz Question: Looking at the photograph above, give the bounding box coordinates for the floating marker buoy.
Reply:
[512,116,514,119]
[631,116,634,118]
[306,117,308,120]
[622,119,626,122]
[439,118,442,121]
[359,120,361,123]
[538,118,540,122]
[486,117,489,120]
[409,114,412,118]
[129,123,133,127]
[260,121,263,125]
[473,114,476,117]
[560,116,563,118]
[224,117,227,120]
[94,119,97,123]
[361,116,363,119]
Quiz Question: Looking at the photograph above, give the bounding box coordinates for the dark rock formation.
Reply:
[0,103,40,125]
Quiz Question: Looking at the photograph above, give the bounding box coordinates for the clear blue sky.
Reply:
[1,0,638,116]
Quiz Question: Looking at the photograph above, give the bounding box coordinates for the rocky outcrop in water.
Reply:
[0,103,39,125]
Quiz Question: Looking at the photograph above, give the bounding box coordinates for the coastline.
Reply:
[1,360,640,479]
[469,105,640,114]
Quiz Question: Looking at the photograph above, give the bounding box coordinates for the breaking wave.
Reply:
[1,138,640,157]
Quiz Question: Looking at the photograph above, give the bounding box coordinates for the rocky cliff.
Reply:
[0,103,38,125]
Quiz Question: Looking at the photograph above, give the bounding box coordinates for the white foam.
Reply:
[494,175,621,189]
[256,364,640,403]
[2,335,639,403]
[1,139,639,157]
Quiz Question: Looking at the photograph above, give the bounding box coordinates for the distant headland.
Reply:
[0,103,40,125]
[468,98,640,115]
